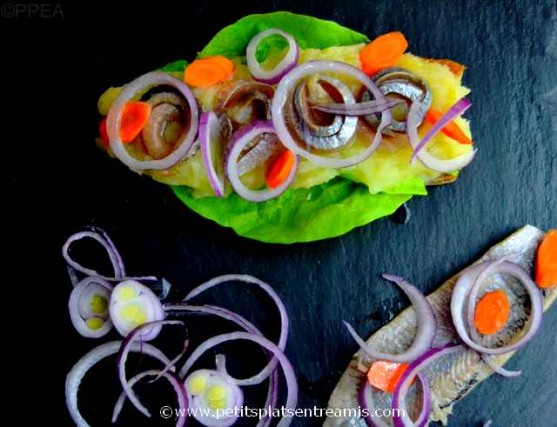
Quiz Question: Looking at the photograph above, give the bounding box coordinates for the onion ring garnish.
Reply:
[359,381,391,427]
[481,353,522,378]
[65,341,171,427]
[111,369,188,427]
[272,60,392,168]
[200,111,231,197]
[392,345,464,427]
[450,260,544,355]
[62,229,125,280]
[107,71,198,171]
[62,229,157,282]
[109,280,165,340]
[247,29,299,84]
[407,100,476,173]
[185,369,244,427]
[69,276,113,338]
[410,97,472,161]
[466,256,511,342]
[344,274,437,363]
[358,373,430,427]
[177,331,298,427]
[163,303,279,426]
[117,320,184,418]
[313,98,404,116]
[183,274,288,385]
[226,121,297,202]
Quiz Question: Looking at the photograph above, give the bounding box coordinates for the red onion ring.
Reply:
[163,303,278,427]
[109,280,165,340]
[411,97,471,161]
[177,331,298,427]
[117,320,184,418]
[165,304,262,334]
[450,260,543,355]
[246,29,299,84]
[200,111,227,197]
[183,274,288,385]
[69,277,113,338]
[465,256,511,342]
[62,229,157,282]
[358,373,430,427]
[62,229,125,280]
[406,101,476,173]
[481,353,522,378]
[226,121,297,202]
[107,71,198,171]
[344,274,437,363]
[313,98,404,116]
[392,345,464,427]
[65,341,171,427]
[272,60,392,168]
[112,369,188,427]
[359,381,392,427]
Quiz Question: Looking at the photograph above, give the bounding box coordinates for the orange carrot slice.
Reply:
[535,230,557,289]
[120,101,151,143]
[184,56,235,88]
[474,290,511,335]
[425,108,472,145]
[359,31,408,76]
[265,150,296,189]
[367,361,410,394]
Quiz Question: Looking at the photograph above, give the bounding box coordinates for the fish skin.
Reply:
[325,225,556,426]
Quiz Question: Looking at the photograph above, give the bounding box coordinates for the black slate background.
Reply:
[5,0,556,426]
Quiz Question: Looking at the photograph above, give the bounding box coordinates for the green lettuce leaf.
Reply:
[160,59,188,73]
[173,179,412,244]
[172,12,422,243]
[199,12,368,59]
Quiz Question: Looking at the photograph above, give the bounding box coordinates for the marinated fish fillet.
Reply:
[325,225,556,426]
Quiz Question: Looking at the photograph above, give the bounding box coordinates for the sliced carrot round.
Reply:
[184,56,235,88]
[536,230,557,289]
[425,109,472,145]
[205,55,235,74]
[120,101,152,143]
[367,360,410,394]
[474,290,511,335]
[265,150,296,189]
[359,31,408,76]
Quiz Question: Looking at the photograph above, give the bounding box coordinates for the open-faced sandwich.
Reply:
[326,226,557,426]
[97,12,475,243]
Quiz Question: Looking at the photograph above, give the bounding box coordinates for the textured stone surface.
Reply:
[8,1,555,425]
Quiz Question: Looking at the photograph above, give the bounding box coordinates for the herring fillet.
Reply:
[325,225,556,426]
